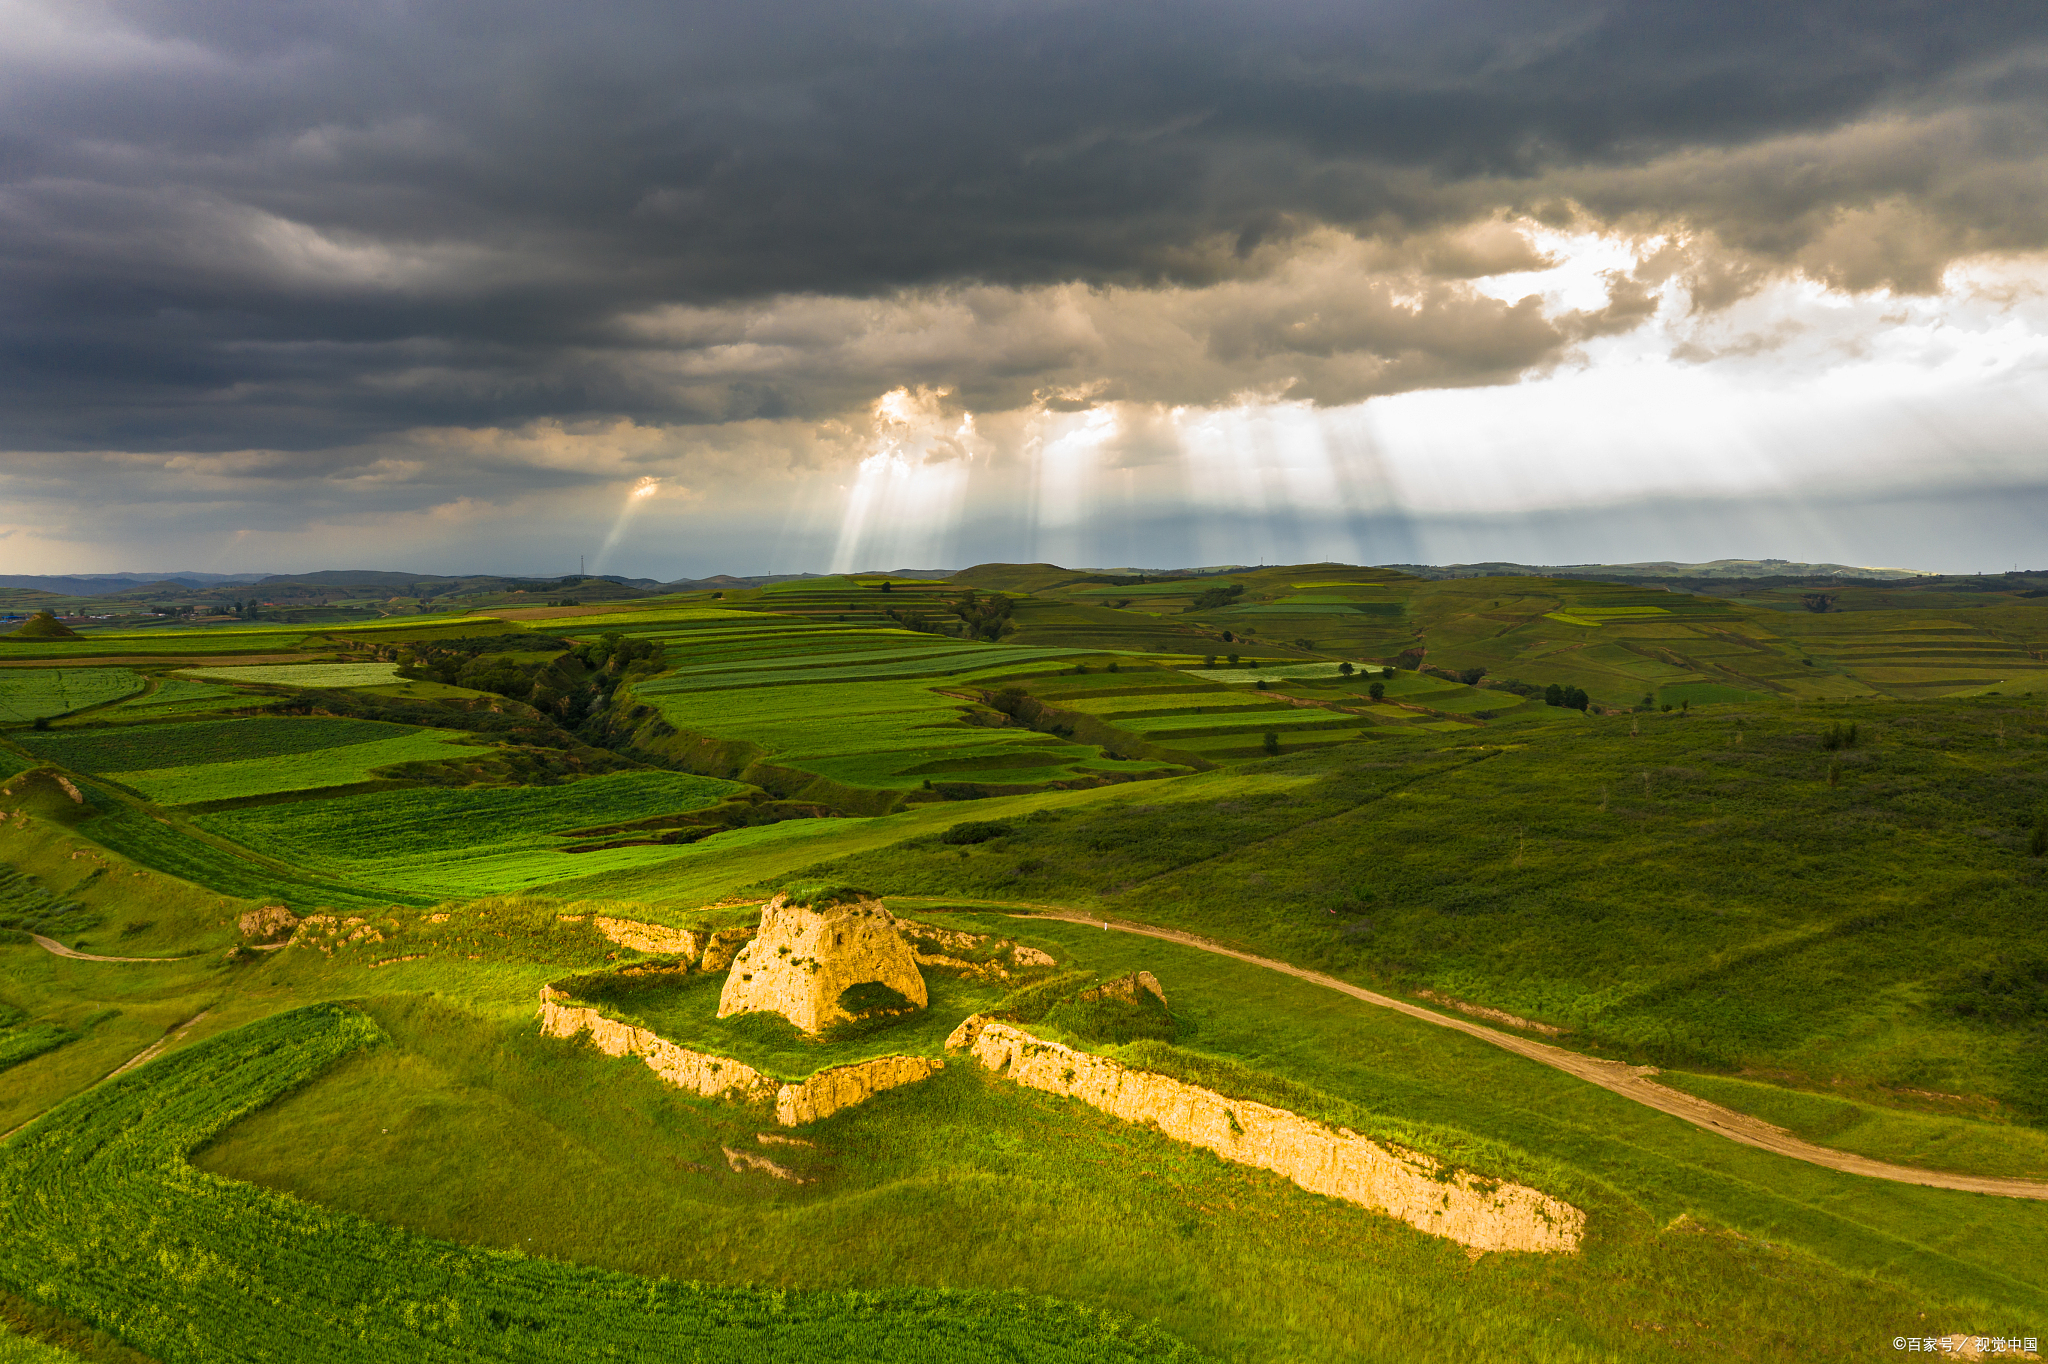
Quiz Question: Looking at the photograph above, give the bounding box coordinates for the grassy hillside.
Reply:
[3,559,2048,1361]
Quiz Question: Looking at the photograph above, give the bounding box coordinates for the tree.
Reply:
[879,580,892,592]
[1368,682,1385,700]
[1227,653,1239,666]
[1255,679,1270,690]
[1567,687,1589,711]
[1458,666,1486,685]
[1381,666,1394,679]
[1204,654,1217,668]
[1221,630,1234,643]
[1545,683,1564,707]
[1262,731,1280,755]
[1338,662,1354,676]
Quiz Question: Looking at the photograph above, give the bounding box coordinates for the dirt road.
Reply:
[1008,907,2048,1201]
[30,934,194,963]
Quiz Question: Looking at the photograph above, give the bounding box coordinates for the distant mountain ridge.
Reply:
[0,557,1944,597]
[1387,559,1931,582]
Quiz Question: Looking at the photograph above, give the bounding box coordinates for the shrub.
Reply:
[779,882,872,908]
[1042,989,1178,1045]
[1368,682,1384,700]
[1262,731,1280,755]
[940,821,1012,845]
[997,969,1097,1023]
[836,980,916,1017]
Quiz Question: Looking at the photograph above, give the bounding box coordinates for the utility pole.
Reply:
[579,555,585,578]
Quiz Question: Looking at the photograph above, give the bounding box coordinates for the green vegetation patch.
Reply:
[0,1004,1185,1363]
[107,729,486,805]
[1655,1071,2048,1180]
[197,771,744,896]
[178,662,403,688]
[18,716,418,774]
[0,670,146,723]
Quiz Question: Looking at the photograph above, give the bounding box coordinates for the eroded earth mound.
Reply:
[717,887,927,1034]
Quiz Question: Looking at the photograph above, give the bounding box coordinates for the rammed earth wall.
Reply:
[946,1015,1584,1255]
[537,986,941,1126]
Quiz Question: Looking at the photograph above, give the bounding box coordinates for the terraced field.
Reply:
[198,770,747,896]
[178,662,404,688]
[19,716,484,806]
[608,605,1157,798]
[110,677,250,716]
[0,667,146,722]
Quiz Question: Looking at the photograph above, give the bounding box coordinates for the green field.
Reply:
[1,1004,1183,1363]
[178,661,403,687]
[0,669,145,722]
[5,560,2048,1362]
[110,676,249,716]
[106,728,489,805]
[197,771,748,895]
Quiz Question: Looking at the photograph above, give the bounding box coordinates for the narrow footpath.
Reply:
[1004,907,2048,1201]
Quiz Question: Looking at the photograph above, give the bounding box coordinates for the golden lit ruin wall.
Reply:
[719,896,928,1035]
[537,987,940,1127]
[774,1054,945,1126]
[946,1016,1584,1255]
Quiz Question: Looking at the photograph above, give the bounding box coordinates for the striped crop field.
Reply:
[19,716,428,773]
[198,770,746,895]
[642,672,1116,792]
[104,730,485,805]
[0,667,146,721]
[0,628,310,660]
[638,644,1088,694]
[178,661,404,688]
[19,715,486,805]
[112,677,251,718]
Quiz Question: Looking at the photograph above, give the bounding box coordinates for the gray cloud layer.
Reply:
[5,0,2046,457]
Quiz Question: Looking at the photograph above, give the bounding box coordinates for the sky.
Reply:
[4,0,2046,579]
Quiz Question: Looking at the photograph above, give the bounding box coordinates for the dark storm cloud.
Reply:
[3,0,2045,451]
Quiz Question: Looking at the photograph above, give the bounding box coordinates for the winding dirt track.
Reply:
[30,933,194,963]
[1007,908,2048,1201]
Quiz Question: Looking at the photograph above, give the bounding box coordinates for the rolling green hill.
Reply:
[3,558,2048,1362]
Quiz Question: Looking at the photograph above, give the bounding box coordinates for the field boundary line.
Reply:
[993,907,2048,1201]
[0,1008,213,1144]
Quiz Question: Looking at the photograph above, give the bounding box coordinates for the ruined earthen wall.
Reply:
[538,986,777,1106]
[719,896,926,1034]
[592,916,707,958]
[539,986,941,1126]
[947,1016,1583,1254]
[775,1054,944,1125]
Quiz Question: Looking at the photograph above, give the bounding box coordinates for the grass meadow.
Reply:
[0,670,146,723]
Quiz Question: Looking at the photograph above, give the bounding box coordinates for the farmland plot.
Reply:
[19,716,426,774]
[178,661,403,688]
[199,771,746,895]
[0,668,146,721]
[106,730,488,805]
